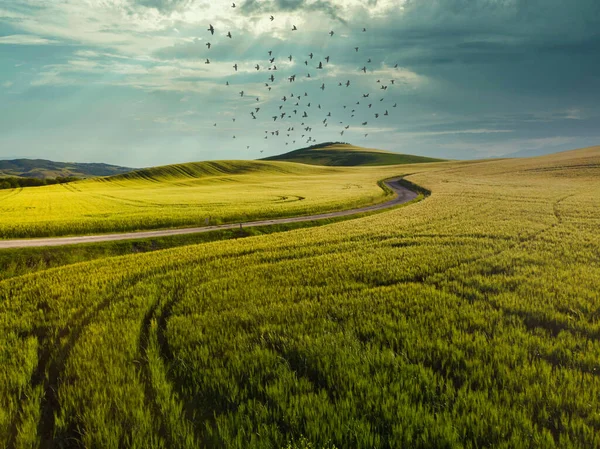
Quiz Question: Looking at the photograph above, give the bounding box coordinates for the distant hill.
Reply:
[261,142,445,166]
[0,159,135,179]
[103,159,337,184]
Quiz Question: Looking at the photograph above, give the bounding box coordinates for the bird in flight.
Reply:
[227,31,232,38]
[255,64,260,70]
[205,59,210,64]
[320,83,325,90]
[288,55,293,61]
[208,24,215,35]
[269,74,275,82]
[233,64,238,71]
[239,91,244,97]
[309,52,313,59]
[325,56,330,63]
[317,61,323,69]
[345,80,350,87]
[292,25,297,31]
[270,15,274,21]
[362,66,367,73]
[362,28,367,32]
[232,2,236,7]
[355,47,359,52]
[329,31,334,36]
[206,42,211,49]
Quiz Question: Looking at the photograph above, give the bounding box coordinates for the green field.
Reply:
[262,143,445,166]
[1,146,599,448]
[0,160,432,239]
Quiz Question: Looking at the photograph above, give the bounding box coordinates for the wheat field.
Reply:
[1,147,599,448]
[0,160,444,239]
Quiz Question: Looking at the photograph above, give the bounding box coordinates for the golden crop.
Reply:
[0,160,434,239]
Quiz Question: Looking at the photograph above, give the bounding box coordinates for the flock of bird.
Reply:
[203,3,403,153]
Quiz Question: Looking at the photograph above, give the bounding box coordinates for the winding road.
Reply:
[0,177,418,249]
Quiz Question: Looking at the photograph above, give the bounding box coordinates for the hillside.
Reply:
[1,146,598,448]
[105,159,336,183]
[262,142,445,166]
[0,158,134,179]
[0,159,431,239]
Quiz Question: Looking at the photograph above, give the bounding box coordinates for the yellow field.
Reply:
[1,146,599,448]
[0,160,444,239]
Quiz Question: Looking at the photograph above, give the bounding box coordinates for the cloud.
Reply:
[134,0,197,13]
[0,34,59,45]
[2,81,13,88]
[241,0,348,23]
[401,128,514,138]
[2,0,600,164]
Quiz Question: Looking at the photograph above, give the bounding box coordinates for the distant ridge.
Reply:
[261,142,445,166]
[0,159,135,179]
[102,159,337,183]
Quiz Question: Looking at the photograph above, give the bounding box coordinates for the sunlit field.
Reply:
[1,146,599,448]
[0,160,439,239]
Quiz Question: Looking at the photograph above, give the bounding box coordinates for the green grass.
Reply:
[0,193,427,282]
[262,143,445,166]
[1,146,599,448]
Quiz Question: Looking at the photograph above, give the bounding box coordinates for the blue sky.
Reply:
[1,0,599,167]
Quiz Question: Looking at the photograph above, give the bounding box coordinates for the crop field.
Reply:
[1,146,599,448]
[0,160,431,239]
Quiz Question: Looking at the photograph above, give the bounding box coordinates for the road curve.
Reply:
[0,177,418,249]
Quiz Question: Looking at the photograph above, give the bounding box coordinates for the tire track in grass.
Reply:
[6,287,124,449]
[148,282,235,447]
[136,282,198,449]
[7,269,180,449]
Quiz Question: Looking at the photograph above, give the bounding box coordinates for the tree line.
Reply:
[0,176,80,190]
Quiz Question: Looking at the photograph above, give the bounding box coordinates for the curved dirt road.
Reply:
[0,178,418,249]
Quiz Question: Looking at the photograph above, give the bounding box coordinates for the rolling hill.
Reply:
[0,159,434,239]
[262,142,445,166]
[0,158,134,179]
[1,146,598,448]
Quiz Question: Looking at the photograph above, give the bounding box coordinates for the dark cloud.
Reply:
[133,0,197,13]
[240,0,347,24]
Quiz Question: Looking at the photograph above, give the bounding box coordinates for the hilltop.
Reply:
[261,142,445,166]
[0,158,134,179]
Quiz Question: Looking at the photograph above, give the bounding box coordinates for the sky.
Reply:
[0,0,599,167]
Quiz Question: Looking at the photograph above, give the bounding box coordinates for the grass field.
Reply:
[1,146,599,448]
[0,160,433,239]
[262,143,445,166]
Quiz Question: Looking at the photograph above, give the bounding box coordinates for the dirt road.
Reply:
[0,177,418,249]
